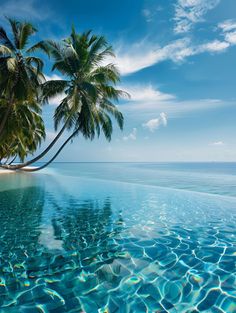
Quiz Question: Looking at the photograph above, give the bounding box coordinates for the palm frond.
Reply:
[97,109,113,141]
[0,25,15,50]
[6,57,17,72]
[19,21,37,49]
[26,40,51,56]
[99,99,124,130]
[25,56,44,73]
[6,18,20,49]
[0,45,12,55]
[41,79,68,104]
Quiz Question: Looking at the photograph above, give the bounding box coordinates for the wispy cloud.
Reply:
[142,9,153,23]
[219,20,236,32]
[123,128,137,141]
[219,20,236,45]
[174,0,221,34]
[121,84,226,120]
[142,5,163,23]
[107,2,234,76]
[110,38,194,75]
[209,141,224,146]
[0,0,51,21]
[143,113,167,132]
[123,84,175,102]
[109,35,230,75]
[198,40,229,52]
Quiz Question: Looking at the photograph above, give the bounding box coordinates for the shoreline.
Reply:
[0,168,16,174]
[0,166,37,174]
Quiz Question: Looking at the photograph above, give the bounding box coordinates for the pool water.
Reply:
[0,163,235,312]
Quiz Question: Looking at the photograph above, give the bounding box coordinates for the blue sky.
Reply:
[1,0,236,161]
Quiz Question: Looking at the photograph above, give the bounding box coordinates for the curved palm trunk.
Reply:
[22,129,78,172]
[8,155,17,165]
[1,121,68,170]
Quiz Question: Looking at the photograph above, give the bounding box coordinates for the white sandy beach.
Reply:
[0,168,15,174]
[0,167,37,174]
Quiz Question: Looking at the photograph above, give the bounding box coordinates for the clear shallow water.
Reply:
[0,163,236,312]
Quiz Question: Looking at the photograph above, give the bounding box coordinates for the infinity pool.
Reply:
[0,163,235,312]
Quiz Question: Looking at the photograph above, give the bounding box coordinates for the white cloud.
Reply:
[124,84,175,102]
[107,35,230,75]
[120,85,226,121]
[0,0,51,21]
[174,0,221,34]
[121,95,227,121]
[123,128,137,141]
[197,40,229,52]
[219,20,236,32]
[142,113,168,132]
[109,44,165,75]
[210,141,224,146]
[225,32,236,45]
[219,20,236,45]
[106,38,190,75]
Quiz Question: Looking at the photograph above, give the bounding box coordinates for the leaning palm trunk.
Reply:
[1,121,68,170]
[22,129,78,172]
[8,155,17,165]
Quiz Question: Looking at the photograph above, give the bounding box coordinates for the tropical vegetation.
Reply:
[0,18,127,171]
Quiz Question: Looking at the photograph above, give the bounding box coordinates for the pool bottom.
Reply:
[0,174,235,312]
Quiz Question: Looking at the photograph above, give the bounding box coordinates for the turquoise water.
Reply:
[0,163,235,312]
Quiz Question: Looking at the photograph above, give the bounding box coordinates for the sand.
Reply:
[0,166,37,174]
[0,168,16,174]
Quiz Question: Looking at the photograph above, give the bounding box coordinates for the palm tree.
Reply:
[3,27,128,171]
[0,17,45,139]
[0,99,45,162]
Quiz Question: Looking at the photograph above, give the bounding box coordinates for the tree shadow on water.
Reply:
[0,182,126,311]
